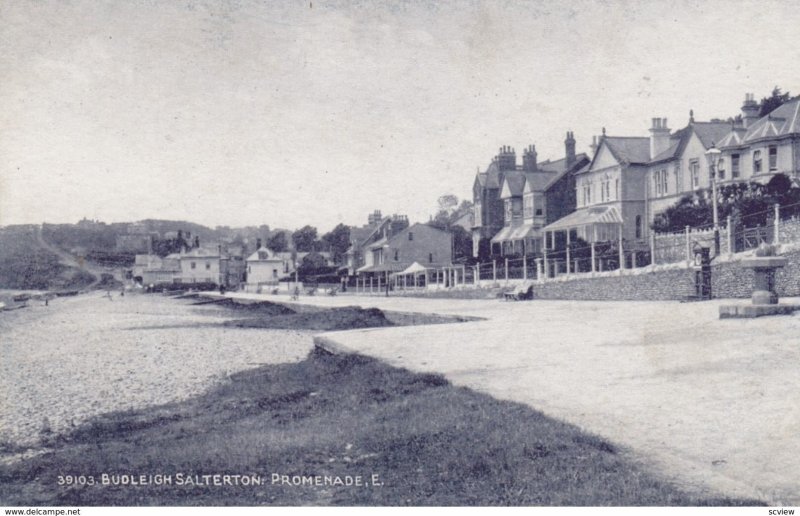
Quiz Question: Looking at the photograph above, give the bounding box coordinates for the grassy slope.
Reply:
[0,226,94,291]
[0,349,761,506]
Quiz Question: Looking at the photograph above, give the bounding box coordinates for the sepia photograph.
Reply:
[1,0,799,513]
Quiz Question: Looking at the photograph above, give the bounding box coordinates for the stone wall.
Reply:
[534,247,800,301]
[534,268,695,301]
[778,217,800,244]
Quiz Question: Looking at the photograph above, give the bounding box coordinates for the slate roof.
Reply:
[718,99,800,149]
[649,122,731,164]
[603,137,651,165]
[500,171,527,199]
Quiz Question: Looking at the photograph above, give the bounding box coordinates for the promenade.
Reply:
[228,291,800,505]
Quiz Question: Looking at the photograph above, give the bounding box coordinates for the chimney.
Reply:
[256,238,262,249]
[522,144,538,172]
[496,145,516,171]
[565,131,576,167]
[741,93,759,128]
[589,135,599,156]
[649,117,671,159]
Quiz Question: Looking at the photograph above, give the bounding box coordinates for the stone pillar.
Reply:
[492,260,497,282]
[535,258,543,281]
[523,255,527,280]
[543,249,548,279]
[590,241,596,274]
[727,216,733,256]
[504,258,509,282]
[774,203,781,245]
[474,265,478,285]
[685,225,691,265]
[618,225,625,275]
[565,230,571,275]
[649,231,655,266]
[631,251,637,269]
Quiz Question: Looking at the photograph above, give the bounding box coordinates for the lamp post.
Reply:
[705,144,722,257]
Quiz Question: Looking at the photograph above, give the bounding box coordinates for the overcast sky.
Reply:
[2,0,799,233]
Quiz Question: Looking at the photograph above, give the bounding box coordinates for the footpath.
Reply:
[226,291,800,505]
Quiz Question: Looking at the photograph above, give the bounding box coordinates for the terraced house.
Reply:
[471,133,589,258]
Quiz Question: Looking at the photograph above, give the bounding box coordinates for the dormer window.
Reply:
[408,232,414,241]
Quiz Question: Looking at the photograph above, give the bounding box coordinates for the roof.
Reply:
[538,153,589,174]
[543,206,623,232]
[744,99,800,142]
[692,121,734,149]
[649,122,730,164]
[246,247,281,262]
[491,223,542,242]
[182,247,221,259]
[603,137,651,165]
[500,171,527,199]
[356,262,408,273]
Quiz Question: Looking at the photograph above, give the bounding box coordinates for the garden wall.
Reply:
[534,248,800,301]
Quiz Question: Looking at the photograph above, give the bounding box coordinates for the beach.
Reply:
[0,292,313,448]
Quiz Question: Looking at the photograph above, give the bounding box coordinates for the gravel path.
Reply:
[0,293,313,447]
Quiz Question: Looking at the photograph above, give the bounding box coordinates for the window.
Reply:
[408,232,414,241]
[428,253,433,263]
[635,215,642,239]
[753,150,762,173]
[205,263,211,270]
[504,200,512,224]
[523,195,533,218]
[731,154,740,178]
[717,158,726,180]
[393,249,399,261]
[191,262,196,269]
[654,169,668,197]
[272,269,278,278]
[769,146,777,171]
[535,208,543,216]
[689,160,700,188]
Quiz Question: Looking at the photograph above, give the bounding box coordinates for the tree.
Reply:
[321,223,351,264]
[292,225,318,252]
[759,86,793,117]
[437,194,459,214]
[266,231,288,252]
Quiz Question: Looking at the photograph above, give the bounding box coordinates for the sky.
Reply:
[1,0,799,233]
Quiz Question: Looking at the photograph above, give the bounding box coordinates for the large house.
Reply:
[715,95,800,185]
[472,132,589,257]
[344,212,409,276]
[356,222,453,281]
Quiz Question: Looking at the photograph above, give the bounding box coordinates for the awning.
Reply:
[508,224,541,241]
[490,226,514,243]
[542,206,623,232]
[399,261,428,275]
[357,262,407,274]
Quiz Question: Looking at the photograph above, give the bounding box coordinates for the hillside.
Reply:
[0,225,95,291]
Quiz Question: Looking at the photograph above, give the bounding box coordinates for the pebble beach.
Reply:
[0,292,314,448]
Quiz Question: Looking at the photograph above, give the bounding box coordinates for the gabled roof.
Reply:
[246,247,282,262]
[649,122,731,164]
[500,171,527,199]
[716,126,748,148]
[692,121,734,149]
[603,137,651,165]
[743,99,800,143]
[538,153,589,174]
